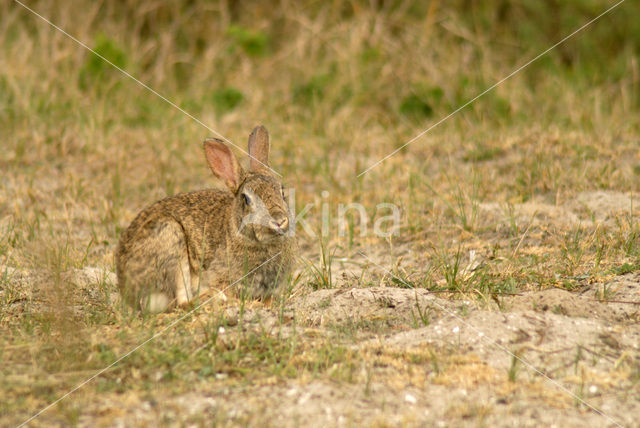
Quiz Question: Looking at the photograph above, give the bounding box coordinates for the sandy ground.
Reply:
[3,191,640,427]
[73,273,640,427]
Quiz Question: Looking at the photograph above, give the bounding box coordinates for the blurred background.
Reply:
[1,0,639,282]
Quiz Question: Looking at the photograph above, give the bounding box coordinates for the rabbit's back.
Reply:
[116,189,232,309]
[117,189,230,258]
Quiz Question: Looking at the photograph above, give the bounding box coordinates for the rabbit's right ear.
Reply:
[248,125,270,172]
[203,139,246,192]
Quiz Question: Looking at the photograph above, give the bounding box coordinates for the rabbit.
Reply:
[116,126,294,313]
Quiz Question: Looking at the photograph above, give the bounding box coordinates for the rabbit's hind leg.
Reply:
[138,220,193,312]
[175,246,194,307]
[156,220,194,308]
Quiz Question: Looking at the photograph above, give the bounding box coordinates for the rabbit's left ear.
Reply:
[203,138,246,192]
[248,125,270,172]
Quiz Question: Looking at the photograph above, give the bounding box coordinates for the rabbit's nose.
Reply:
[271,215,289,234]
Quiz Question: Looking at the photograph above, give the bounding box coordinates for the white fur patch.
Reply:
[144,293,172,313]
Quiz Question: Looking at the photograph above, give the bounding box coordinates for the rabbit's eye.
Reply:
[242,193,251,205]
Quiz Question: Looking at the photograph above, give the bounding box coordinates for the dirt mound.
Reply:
[291,287,467,328]
[80,278,640,428]
[506,288,622,322]
[283,277,640,427]
[567,191,639,226]
[478,191,639,230]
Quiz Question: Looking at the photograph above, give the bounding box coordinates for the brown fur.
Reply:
[116,126,294,312]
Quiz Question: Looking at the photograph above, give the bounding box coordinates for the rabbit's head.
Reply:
[204,126,291,243]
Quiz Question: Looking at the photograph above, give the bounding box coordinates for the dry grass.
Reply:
[1,0,640,426]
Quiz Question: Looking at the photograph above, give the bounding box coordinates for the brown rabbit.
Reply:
[116,126,293,313]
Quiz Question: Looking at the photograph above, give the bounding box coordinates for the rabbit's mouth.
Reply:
[267,214,290,235]
[255,225,290,242]
[236,222,289,244]
[238,208,290,242]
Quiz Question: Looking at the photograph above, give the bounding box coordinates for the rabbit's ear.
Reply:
[203,139,246,192]
[248,125,270,172]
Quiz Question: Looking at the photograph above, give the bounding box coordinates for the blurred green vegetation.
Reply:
[227,25,270,57]
[2,0,638,131]
[78,33,128,90]
[0,0,638,204]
